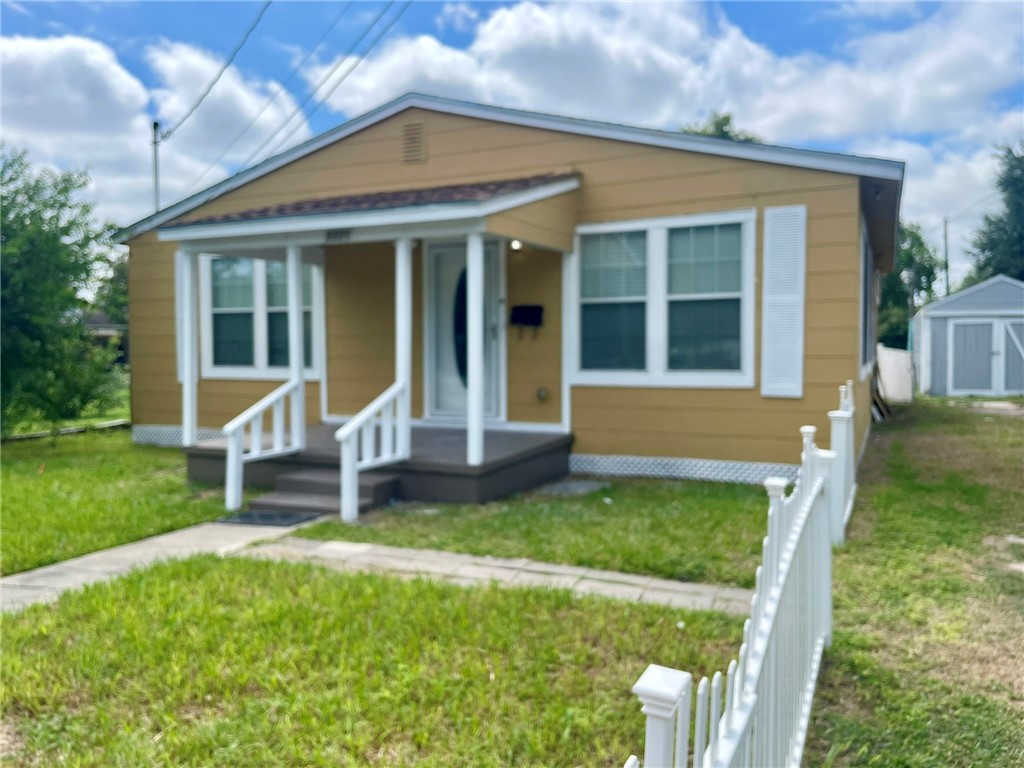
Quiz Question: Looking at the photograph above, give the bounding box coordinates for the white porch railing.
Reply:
[334,381,410,523]
[223,379,303,511]
[624,384,856,768]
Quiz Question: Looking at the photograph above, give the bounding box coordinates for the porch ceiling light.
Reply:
[510,239,523,251]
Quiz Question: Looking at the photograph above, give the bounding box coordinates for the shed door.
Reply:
[950,321,995,395]
[1004,321,1024,394]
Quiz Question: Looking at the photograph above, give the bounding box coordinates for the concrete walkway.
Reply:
[0,522,299,612]
[2,525,753,616]
[240,537,753,615]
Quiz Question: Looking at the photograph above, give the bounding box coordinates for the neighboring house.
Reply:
[117,93,903,517]
[911,274,1024,397]
[85,310,129,364]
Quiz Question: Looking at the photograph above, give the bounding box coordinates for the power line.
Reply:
[182,2,354,196]
[922,190,1001,236]
[161,1,273,141]
[270,0,412,155]
[238,0,403,171]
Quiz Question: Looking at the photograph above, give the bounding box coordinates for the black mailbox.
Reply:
[510,305,543,327]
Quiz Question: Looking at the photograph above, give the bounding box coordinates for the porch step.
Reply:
[274,468,401,508]
[246,491,373,517]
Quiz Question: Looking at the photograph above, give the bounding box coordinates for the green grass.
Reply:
[0,556,742,766]
[0,431,229,575]
[299,479,767,587]
[805,401,1024,767]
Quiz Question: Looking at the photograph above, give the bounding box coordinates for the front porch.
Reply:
[187,424,572,516]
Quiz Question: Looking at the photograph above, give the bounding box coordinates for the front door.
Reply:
[427,241,503,418]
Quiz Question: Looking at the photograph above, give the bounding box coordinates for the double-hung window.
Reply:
[574,209,755,388]
[579,231,647,370]
[202,255,319,379]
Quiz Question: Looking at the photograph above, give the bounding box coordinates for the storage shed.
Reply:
[912,274,1024,396]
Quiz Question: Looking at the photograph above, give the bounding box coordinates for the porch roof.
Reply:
[157,172,581,253]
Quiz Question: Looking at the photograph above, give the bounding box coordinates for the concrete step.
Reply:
[273,468,400,507]
[247,491,373,517]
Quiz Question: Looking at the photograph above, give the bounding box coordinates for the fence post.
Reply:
[828,387,853,544]
[632,664,692,768]
[815,448,835,646]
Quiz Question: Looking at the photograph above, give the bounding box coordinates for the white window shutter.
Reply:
[174,251,186,384]
[761,205,807,398]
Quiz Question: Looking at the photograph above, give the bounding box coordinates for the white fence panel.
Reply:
[626,384,856,768]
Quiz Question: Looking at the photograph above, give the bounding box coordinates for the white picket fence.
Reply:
[624,382,857,768]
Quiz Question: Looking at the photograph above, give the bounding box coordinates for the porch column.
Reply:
[176,248,198,447]
[395,238,413,457]
[466,232,485,465]
[286,244,306,450]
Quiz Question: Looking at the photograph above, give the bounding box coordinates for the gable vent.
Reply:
[401,122,426,164]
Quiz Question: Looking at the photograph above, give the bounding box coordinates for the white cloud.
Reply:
[435,2,478,33]
[830,1,921,19]
[1,35,310,228]
[303,0,1021,290]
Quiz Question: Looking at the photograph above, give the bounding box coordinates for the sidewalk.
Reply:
[2,525,754,616]
[0,522,297,612]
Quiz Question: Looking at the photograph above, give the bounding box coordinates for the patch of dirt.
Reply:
[0,720,25,760]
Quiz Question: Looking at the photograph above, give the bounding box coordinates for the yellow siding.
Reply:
[486,189,579,253]
[129,106,871,464]
[506,245,561,424]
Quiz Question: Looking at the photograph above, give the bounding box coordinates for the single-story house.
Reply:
[117,93,903,519]
[911,274,1024,396]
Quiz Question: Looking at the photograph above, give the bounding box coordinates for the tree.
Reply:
[878,221,941,349]
[964,144,1024,285]
[94,254,128,326]
[1,148,118,434]
[683,111,761,143]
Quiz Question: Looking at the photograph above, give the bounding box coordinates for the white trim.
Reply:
[119,92,902,244]
[923,309,1024,318]
[915,274,1024,317]
[156,177,580,243]
[921,314,932,393]
[198,252,323,381]
[321,414,567,434]
[312,249,329,422]
[946,318,999,396]
[569,453,800,485]
[560,250,574,434]
[570,208,756,389]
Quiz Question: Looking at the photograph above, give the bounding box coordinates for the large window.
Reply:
[574,210,755,388]
[202,255,319,379]
[579,231,647,370]
[667,223,742,371]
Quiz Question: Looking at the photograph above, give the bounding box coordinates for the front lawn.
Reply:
[299,479,767,587]
[805,401,1024,767]
[0,556,742,766]
[0,431,228,575]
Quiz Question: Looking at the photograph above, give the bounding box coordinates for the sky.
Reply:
[2,0,1022,289]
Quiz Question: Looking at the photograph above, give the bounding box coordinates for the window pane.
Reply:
[212,313,254,365]
[266,261,313,308]
[267,310,313,367]
[581,302,645,370]
[581,231,646,299]
[668,298,741,370]
[668,223,742,295]
[211,259,253,308]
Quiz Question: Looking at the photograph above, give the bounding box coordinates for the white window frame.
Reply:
[199,252,324,381]
[570,208,756,388]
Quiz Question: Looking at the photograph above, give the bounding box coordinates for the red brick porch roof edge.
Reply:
[168,172,580,228]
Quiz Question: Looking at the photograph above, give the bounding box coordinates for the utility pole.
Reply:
[152,120,161,213]
[943,216,950,296]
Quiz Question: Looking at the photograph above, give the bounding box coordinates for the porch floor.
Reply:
[190,424,573,508]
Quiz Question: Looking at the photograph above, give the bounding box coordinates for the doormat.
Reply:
[219,509,324,527]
